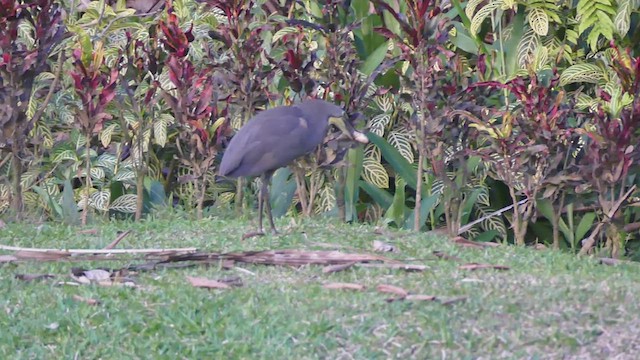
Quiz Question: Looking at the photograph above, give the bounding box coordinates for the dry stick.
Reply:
[102,230,131,250]
[0,244,197,254]
[579,185,636,256]
[457,198,529,235]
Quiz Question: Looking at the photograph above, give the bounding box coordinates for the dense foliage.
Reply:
[2,0,640,259]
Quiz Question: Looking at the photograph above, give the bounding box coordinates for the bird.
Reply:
[218,98,369,235]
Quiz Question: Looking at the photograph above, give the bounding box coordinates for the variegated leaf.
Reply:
[368,113,390,136]
[470,1,500,35]
[475,204,507,242]
[559,63,606,86]
[362,157,389,189]
[53,149,78,163]
[109,194,138,213]
[153,115,168,147]
[528,8,549,36]
[315,184,336,214]
[388,130,414,163]
[90,191,110,211]
[517,30,539,69]
[101,123,119,147]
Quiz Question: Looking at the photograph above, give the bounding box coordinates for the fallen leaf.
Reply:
[533,243,547,250]
[81,269,111,282]
[72,295,100,306]
[376,284,408,297]
[323,282,365,291]
[438,296,468,306]
[459,263,510,271]
[0,255,17,263]
[15,273,56,281]
[406,294,437,301]
[452,236,500,249]
[0,219,5,229]
[357,263,428,272]
[186,276,231,289]
[322,262,356,274]
[216,276,243,287]
[46,322,59,330]
[77,228,98,235]
[599,258,629,266]
[432,251,461,261]
[373,240,397,253]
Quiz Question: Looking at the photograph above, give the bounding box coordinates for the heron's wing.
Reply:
[219,107,317,177]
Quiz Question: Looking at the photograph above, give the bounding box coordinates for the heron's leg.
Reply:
[262,172,278,235]
[257,177,264,234]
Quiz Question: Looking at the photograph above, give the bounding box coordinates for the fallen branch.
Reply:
[103,230,131,250]
[458,198,528,235]
[0,244,198,255]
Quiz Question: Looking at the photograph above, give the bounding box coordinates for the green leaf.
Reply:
[345,147,364,222]
[470,1,500,35]
[367,132,419,192]
[110,194,137,213]
[270,168,297,218]
[405,193,440,231]
[528,8,549,36]
[362,157,389,188]
[559,63,605,86]
[359,180,393,210]
[361,41,389,76]
[575,212,597,242]
[384,177,407,228]
[62,179,79,225]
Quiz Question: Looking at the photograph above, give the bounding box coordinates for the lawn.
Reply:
[1,212,639,359]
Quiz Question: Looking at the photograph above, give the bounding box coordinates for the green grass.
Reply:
[1,212,640,359]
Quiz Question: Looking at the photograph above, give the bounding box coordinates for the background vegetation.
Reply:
[2,0,640,259]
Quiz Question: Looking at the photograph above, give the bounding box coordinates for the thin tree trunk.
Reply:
[82,132,92,226]
[414,150,424,232]
[10,143,23,220]
[135,166,145,221]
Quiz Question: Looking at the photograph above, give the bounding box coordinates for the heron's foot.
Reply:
[241,230,265,240]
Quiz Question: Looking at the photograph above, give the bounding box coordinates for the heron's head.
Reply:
[297,99,368,144]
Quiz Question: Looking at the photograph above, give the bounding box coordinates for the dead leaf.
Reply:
[599,258,629,266]
[376,284,408,297]
[77,228,98,235]
[432,251,461,261]
[15,273,55,281]
[458,263,510,271]
[0,255,17,263]
[323,282,365,291]
[406,294,437,301]
[373,240,397,253]
[357,263,428,272]
[72,295,100,305]
[81,269,111,282]
[216,276,243,287]
[438,296,468,306]
[452,236,500,249]
[186,276,231,289]
[46,322,59,330]
[322,262,356,274]
[0,219,5,229]
[533,243,548,250]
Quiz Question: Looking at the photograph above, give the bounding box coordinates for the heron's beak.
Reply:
[329,116,369,144]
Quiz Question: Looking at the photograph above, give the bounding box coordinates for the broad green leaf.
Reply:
[361,41,389,76]
[528,8,549,36]
[559,63,605,86]
[367,133,420,192]
[362,157,389,189]
[110,194,138,213]
[575,212,597,242]
[470,1,500,35]
[359,180,393,210]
